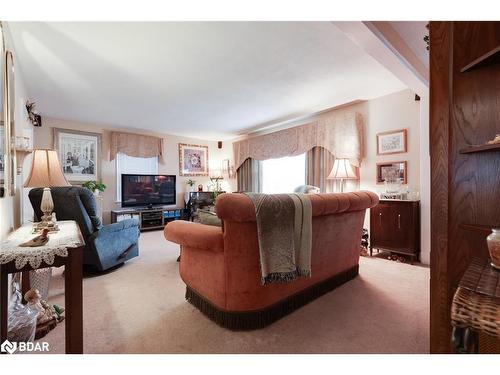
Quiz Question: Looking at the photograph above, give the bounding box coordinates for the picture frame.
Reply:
[53,128,102,183]
[376,128,407,155]
[178,143,209,177]
[376,161,407,184]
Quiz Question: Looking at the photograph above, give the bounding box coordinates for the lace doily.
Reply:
[0,221,84,270]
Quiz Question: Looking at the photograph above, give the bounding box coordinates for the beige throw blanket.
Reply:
[245,193,312,285]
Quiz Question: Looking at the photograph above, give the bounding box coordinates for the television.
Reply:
[121,174,176,207]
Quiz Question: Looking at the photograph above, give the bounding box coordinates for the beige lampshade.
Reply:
[327,158,358,180]
[24,149,70,188]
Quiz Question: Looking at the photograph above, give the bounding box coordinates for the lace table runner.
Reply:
[0,221,84,270]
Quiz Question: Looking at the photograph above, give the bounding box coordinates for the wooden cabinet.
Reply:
[369,200,420,262]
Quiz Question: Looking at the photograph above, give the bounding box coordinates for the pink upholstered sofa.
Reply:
[165,191,379,329]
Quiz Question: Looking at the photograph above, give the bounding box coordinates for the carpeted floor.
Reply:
[37,230,430,354]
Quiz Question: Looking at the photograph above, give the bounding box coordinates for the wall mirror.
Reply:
[5,49,15,196]
[0,22,6,198]
[0,20,15,198]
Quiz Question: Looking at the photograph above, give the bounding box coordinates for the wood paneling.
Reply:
[430,21,452,354]
[430,21,500,353]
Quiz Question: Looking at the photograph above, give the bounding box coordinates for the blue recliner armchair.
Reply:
[29,186,140,271]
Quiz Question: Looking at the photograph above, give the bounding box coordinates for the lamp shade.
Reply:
[327,158,358,180]
[24,149,70,188]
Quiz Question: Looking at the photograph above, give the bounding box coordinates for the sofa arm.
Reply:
[164,221,224,253]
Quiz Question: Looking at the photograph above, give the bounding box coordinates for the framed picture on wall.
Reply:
[178,143,209,177]
[376,161,407,184]
[376,129,407,155]
[53,128,102,183]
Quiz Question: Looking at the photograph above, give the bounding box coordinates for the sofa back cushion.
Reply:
[216,191,379,222]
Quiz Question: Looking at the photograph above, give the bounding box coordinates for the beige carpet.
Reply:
[37,230,430,354]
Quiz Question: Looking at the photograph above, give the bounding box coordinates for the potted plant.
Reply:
[82,181,107,196]
[186,179,196,192]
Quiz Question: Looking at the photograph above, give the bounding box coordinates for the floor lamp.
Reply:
[327,158,357,193]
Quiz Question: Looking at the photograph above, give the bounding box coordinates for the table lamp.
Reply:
[24,149,70,231]
[327,158,357,193]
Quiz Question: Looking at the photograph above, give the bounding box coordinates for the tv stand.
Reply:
[111,206,187,231]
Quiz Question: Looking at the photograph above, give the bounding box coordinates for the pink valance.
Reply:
[110,131,164,163]
[233,112,364,169]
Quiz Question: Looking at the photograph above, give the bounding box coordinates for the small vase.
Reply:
[487,228,500,270]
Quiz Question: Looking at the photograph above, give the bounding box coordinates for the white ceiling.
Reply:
[8,22,406,140]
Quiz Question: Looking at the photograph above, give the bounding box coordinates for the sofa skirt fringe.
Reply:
[185,264,359,330]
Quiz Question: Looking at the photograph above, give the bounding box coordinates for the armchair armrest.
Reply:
[99,218,139,234]
[165,221,224,253]
[90,218,140,254]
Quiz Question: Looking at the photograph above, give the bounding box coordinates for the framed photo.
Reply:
[53,128,101,183]
[376,161,407,184]
[376,129,407,155]
[178,143,209,177]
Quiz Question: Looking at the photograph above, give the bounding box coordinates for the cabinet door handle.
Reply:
[398,214,401,229]
[379,212,382,226]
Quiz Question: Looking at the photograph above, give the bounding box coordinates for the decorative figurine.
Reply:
[19,229,50,247]
[24,289,57,324]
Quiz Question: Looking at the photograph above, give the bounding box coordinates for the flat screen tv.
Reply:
[121,174,176,207]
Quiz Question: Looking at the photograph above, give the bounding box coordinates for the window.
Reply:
[261,153,306,194]
[116,153,159,201]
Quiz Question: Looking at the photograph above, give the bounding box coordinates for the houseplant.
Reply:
[82,181,107,196]
[186,179,196,192]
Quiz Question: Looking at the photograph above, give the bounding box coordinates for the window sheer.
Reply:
[261,153,306,194]
[116,153,159,201]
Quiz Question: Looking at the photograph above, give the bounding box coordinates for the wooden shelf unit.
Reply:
[459,223,495,233]
[460,45,500,72]
[111,206,187,231]
[459,143,500,154]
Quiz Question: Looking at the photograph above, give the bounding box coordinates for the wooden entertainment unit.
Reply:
[111,206,187,231]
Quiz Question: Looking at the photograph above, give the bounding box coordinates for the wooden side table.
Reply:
[0,221,85,354]
[451,258,500,353]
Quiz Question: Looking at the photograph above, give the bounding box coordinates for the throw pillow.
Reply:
[197,209,222,227]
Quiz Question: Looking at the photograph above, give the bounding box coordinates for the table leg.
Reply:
[21,271,30,302]
[64,247,83,354]
[0,269,8,346]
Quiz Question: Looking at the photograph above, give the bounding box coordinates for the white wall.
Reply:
[358,89,420,193]
[32,118,236,224]
[0,25,32,240]
[419,95,430,265]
